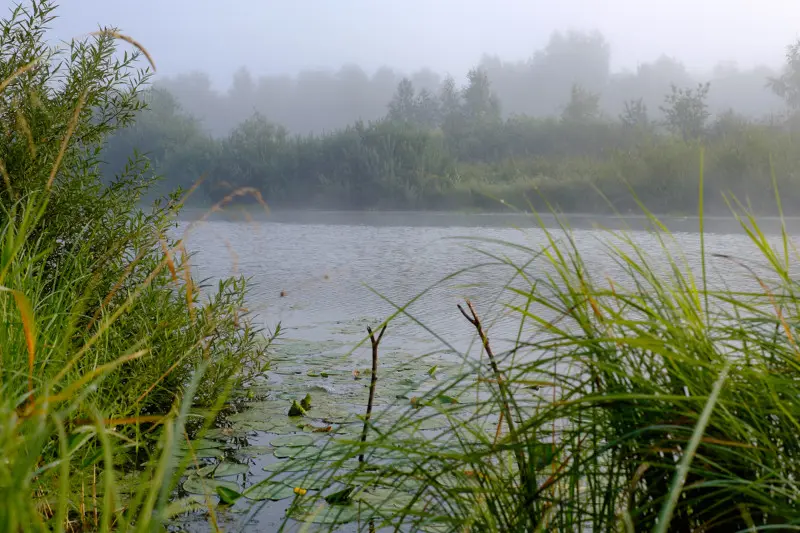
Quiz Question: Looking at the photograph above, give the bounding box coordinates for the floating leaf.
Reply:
[163,496,210,518]
[427,365,438,379]
[324,486,355,505]
[195,462,250,478]
[435,394,458,404]
[274,446,318,459]
[288,502,361,525]
[234,445,273,458]
[355,486,423,512]
[270,434,315,448]
[301,423,332,433]
[215,485,243,505]
[182,476,239,496]
[243,481,295,501]
[263,460,302,473]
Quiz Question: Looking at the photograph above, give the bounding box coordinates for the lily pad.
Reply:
[288,502,362,525]
[243,481,296,501]
[263,458,355,476]
[325,486,355,505]
[182,476,240,496]
[279,472,328,491]
[216,485,243,505]
[263,460,307,473]
[195,462,250,478]
[234,445,273,458]
[274,446,318,460]
[270,434,315,448]
[164,496,212,517]
[355,486,419,510]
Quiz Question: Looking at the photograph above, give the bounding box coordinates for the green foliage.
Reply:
[620,97,650,130]
[102,88,216,200]
[98,42,800,216]
[461,68,502,124]
[0,1,269,529]
[768,39,800,112]
[660,82,711,141]
[387,78,417,124]
[561,83,601,123]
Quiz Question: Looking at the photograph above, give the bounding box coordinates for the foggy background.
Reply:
[47,0,800,136]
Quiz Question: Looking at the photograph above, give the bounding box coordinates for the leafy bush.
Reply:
[0,1,268,528]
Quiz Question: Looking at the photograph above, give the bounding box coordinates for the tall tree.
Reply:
[768,40,800,112]
[439,76,462,119]
[529,31,611,116]
[562,84,601,122]
[660,82,711,140]
[388,78,417,123]
[462,68,501,122]
[414,88,441,128]
[620,98,650,129]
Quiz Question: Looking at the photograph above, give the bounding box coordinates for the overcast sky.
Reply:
[44,0,800,89]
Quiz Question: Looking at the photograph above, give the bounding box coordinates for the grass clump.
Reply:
[281,194,800,531]
[0,1,268,530]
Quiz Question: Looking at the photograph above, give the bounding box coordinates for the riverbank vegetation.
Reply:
[0,2,268,530]
[102,34,800,214]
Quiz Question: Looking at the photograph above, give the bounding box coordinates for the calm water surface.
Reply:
[171,212,783,531]
[179,213,776,352]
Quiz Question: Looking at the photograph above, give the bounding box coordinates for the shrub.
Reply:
[0,1,268,528]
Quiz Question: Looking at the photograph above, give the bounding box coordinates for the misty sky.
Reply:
[45,0,800,89]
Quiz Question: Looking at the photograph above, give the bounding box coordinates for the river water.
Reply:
[171,211,786,531]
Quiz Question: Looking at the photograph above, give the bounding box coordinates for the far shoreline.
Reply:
[174,206,800,235]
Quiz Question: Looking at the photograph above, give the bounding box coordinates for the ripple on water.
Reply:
[171,216,777,530]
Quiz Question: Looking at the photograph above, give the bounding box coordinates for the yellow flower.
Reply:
[293,487,307,496]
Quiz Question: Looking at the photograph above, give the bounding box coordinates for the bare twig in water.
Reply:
[458,300,516,438]
[359,324,386,464]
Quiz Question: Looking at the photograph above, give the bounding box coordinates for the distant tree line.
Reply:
[153,31,784,137]
[101,34,800,215]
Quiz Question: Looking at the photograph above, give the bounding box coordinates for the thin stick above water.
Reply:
[359,324,386,464]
